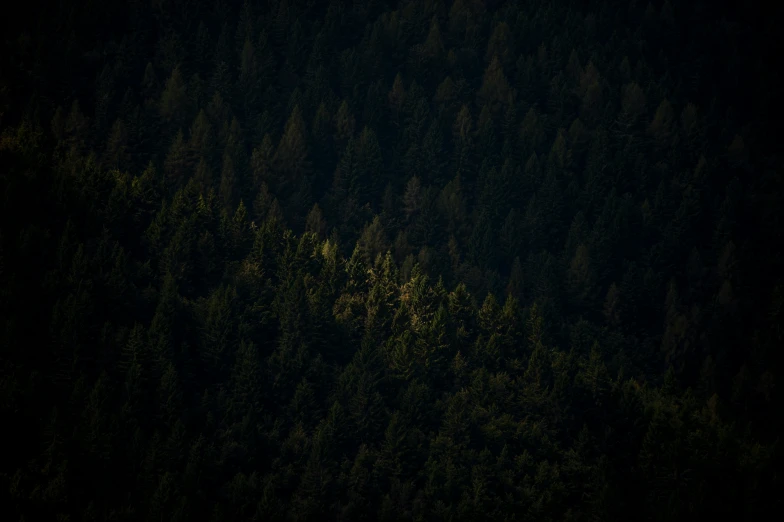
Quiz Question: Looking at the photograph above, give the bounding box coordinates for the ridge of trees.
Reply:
[1,0,781,520]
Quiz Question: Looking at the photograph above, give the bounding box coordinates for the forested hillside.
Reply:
[1,0,782,520]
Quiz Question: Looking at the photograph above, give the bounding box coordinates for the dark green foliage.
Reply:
[1,0,782,520]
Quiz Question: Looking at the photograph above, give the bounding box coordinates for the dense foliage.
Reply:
[1,0,782,520]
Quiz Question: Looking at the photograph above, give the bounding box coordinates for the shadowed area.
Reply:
[0,1,781,520]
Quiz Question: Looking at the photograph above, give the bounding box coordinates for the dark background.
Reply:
[1,1,782,520]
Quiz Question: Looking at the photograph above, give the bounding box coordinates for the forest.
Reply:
[0,0,782,520]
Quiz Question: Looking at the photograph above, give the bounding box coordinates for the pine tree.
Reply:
[164,129,188,191]
[159,66,188,128]
[357,216,388,266]
[438,173,467,237]
[468,211,495,270]
[188,109,215,171]
[334,99,356,151]
[274,105,310,196]
[478,56,515,113]
[219,152,238,213]
[452,105,476,177]
[103,119,129,171]
[486,21,514,66]
[567,244,597,309]
[388,72,406,130]
[230,340,262,419]
[649,98,675,150]
[305,203,326,239]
